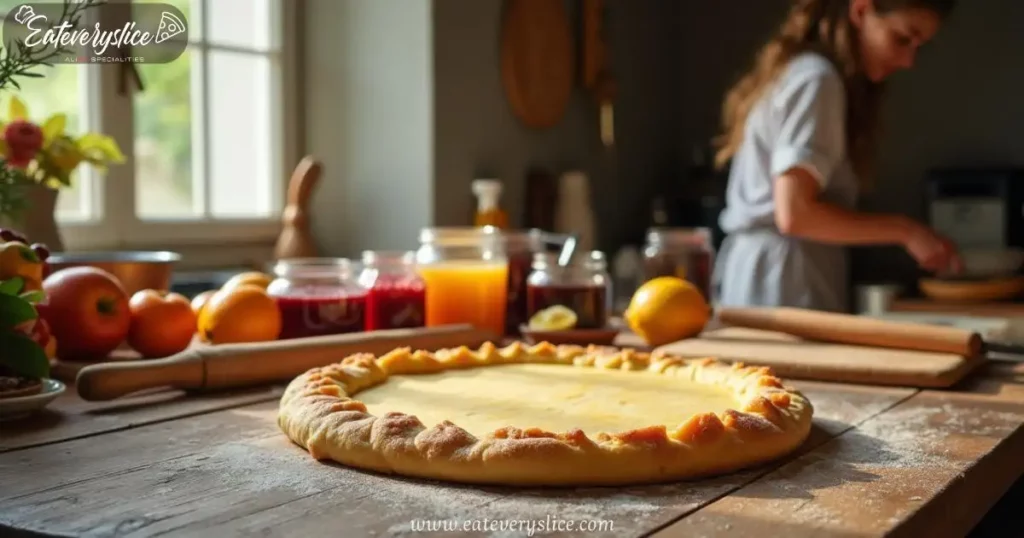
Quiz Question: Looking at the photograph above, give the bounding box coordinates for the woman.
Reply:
[712,0,962,312]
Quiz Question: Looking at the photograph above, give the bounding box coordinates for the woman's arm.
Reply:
[773,167,912,245]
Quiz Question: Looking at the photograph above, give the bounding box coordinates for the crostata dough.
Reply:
[278,341,813,486]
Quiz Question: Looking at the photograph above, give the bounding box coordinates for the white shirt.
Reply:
[713,51,860,312]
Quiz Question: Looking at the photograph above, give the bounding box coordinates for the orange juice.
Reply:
[419,261,508,336]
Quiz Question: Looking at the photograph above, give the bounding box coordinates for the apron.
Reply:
[713,230,850,312]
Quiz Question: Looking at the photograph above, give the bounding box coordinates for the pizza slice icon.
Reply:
[155,11,186,44]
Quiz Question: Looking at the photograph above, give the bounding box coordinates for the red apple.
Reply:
[42,266,131,361]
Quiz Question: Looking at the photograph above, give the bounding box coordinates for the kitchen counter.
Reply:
[890,298,1024,317]
[1,362,1023,537]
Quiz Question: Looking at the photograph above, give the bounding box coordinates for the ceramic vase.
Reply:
[1,184,64,252]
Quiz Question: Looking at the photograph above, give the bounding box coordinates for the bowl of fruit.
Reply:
[0,229,63,420]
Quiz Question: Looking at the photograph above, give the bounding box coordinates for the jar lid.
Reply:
[273,258,357,279]
[531,250,606,270]
[646,227,712,247]
[361,250,415,266]
[419,226,503,246]
[503,228,544,251]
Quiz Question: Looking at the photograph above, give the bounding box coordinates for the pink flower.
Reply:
[4,120,44,167]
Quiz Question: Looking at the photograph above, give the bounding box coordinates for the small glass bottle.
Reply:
[472,179,509,229]
[416,226,508,336]
[526,251,611,329]
[358,251,426,331]
[642,227,714,302]
[266,258,368,339]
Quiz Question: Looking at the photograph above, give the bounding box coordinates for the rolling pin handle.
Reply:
[76,351,205,401]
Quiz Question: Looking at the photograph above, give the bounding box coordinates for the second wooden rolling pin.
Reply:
[716,307,984,357]
[76,324,497,401]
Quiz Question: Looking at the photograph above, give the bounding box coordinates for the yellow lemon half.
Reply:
[528,305,578,331]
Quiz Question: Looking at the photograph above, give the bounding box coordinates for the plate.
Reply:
[0,378,66,421]
[519,325,620,346]
[919,276,1024,303]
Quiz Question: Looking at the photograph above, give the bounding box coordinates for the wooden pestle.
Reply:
[76,325,498,401]
[274,156,322,260]
[716,307,983,358]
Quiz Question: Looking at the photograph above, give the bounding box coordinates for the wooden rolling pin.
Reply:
[76,325,498,401]
[716,307,984,358]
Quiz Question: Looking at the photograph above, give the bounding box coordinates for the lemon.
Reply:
[528,305,578,331]
[624,276,710,346]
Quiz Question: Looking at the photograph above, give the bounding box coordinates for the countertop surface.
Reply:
[1,360,1023,537]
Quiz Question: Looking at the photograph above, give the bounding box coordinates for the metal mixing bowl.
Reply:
[45,251,182,296]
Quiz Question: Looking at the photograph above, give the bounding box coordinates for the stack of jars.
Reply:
[264,226,612,340]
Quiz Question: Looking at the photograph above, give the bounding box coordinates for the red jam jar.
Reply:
[526,251,611,329]
[266,258,368,339]
[502,229,544,335]
[358,251,426,331]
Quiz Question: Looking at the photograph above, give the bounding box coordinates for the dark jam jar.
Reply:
[642,227,714,303]
[358,251,426,331]
[502,229,544,336]
[266,258,368,339]
[526,251,611,329]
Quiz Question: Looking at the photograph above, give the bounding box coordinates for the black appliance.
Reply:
[925,168,1024,250]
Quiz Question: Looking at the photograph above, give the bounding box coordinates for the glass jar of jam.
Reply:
[502,229,544,335]
[642,227,714,302]
[526,251,611,329]
[266,258,368,339]
[358,251,426,331]
[416,226,508,336]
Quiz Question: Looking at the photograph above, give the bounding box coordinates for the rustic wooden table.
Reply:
[2,361,1023,537]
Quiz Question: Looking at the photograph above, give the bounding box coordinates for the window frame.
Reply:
[58,0,302,257]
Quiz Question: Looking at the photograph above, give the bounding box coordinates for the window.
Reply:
[4,0,298,252]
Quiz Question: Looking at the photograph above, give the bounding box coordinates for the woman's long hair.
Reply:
[712,0,956,190]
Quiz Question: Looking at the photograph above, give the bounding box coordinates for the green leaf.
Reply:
[0,331,49,379]
[0,291,37,328]
[0,277,24,296]
[19,290,44,304]
[16,244,39,264]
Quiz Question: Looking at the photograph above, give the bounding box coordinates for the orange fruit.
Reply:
[198,285,282,344]
[190,290,216,319]
[624,276,710,347]
[128,289,197,358]
[221,271,273,292]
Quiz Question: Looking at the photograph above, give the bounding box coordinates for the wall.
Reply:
[304,0,434,256]
[305,0,681,256]
[432,0,683,252]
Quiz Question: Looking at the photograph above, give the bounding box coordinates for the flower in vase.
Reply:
[0,96,125,189]
[2,120,44,168]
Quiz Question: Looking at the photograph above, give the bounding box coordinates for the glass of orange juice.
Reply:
[415,227,508,337]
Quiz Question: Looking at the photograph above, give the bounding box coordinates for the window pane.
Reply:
[208,50,274,218]
[7,63,93,222]
[0,0,29,15]
[135,47,197,219]
[207,0,274,51]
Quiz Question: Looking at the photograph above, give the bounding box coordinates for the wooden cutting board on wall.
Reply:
[500,0,574,129]
[656,327,984,388]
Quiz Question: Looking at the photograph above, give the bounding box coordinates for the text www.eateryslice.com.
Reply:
[409,516,615,535]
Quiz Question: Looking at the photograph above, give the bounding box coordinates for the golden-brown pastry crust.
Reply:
[277,341,813,486]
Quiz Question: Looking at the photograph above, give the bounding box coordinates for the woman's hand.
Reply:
[901,219,963,274]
